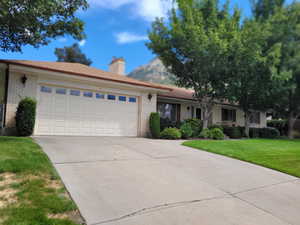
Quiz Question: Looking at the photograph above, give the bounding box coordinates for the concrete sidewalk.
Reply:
[35,136,300,225]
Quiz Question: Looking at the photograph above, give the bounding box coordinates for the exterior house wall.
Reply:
[158,97,267,129]
[180,102,192,121]
[140,93,157,137]
[4,67,158,137]
[5,72,38,134]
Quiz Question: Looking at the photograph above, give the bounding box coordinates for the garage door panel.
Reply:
[36,85,138,136]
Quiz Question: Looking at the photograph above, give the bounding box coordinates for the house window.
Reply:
[83,91,93,98]
[70,90,80,96]
[119,96,126,102]
[108,95,116,100]
[250,112,261,124]
[96,93,105,99]
[196,108,202,120]
[157,103,180,122]
[56,88,66,95]
[129,97,136,103]
[41,86,52,93]
[222,108,236,122]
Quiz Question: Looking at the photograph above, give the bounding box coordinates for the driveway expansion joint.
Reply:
[231,178,299,196]
[232,194,293,225]
[90,195,231,225]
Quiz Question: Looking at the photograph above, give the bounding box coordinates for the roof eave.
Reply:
[0,60,172,92]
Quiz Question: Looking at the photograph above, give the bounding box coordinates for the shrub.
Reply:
[260,127,280,139]
[160,128,182,139]
[180,123,193,139]
[209,128,225,140]
[249,128,261,138]
[15,97,37,136]
[160,118,181,130]
[184,119,203,137]
[199,128,211,139]
[267,120,287,136]
[208,124,224,131]
[149,112,160,139]
[223,126,242,139]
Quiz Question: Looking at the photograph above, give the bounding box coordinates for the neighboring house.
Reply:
[0,58,266,137]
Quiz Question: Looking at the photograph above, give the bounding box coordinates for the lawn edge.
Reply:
[182,140,300,179]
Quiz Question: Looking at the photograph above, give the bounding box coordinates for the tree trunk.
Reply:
[202,103,213,129]
[244,111,251,138]
[287,112,296,139]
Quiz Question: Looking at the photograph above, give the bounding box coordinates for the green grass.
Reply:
[0,137,57,176]
[0,137,81,225]
[183,139,300,178]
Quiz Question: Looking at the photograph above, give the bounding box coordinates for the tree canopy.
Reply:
[260,1,300,138]
[55,43,92,66]
[251,0,285,20]
[147,0,243,128]
[0,0,88,52]
[147,0,281,134]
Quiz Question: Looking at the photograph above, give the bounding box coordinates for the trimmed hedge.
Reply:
[223,126,242,139]
[149,112,160,139]
[260,127,280,139]
[180,123,193,139]
[267,120,288,136]
[160,128,182,139]
[249,128,261,138]
[249,127,280,139]
[16,97,37,136]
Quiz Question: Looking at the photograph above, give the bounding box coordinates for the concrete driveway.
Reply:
[35,136,300,225]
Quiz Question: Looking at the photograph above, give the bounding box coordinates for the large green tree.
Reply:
[147,0,242,129]
[251,0,284,20]
[268,3,300,138]
[252,0,300,138]
[0,0,88,52]
[226,19,281,137]
[55,43,92,66]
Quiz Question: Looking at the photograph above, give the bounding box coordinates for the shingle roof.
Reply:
[158,85,195,101]
[0,59,172,91]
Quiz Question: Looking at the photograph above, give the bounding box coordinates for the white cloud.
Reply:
[58,37,67,43]
[88,0,174,21]
[88,0,135,9]
[116,32,148,44]
[78,39,86,46]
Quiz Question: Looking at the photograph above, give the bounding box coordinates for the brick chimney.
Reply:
[109,57,125,75]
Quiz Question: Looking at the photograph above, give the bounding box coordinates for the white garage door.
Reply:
[35,85,139,136]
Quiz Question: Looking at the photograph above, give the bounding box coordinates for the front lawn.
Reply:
[183,139,300,178]
[0,137,83,225]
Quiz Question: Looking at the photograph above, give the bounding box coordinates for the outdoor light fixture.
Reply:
[148,93,153,101]
[21,75,27,85]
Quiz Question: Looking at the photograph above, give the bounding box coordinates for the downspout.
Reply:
[2,64,10,128]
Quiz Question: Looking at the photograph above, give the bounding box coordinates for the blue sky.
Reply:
[0,0,274,74]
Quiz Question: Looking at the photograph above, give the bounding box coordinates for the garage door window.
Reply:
[119,96,126,102]
[108,95,116,100]
[96,93,105,99]
[70,90,80,96]
[83,92,93,98]
[56,88,66,95]
[41,86,52,93]
[129,97,136,103]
